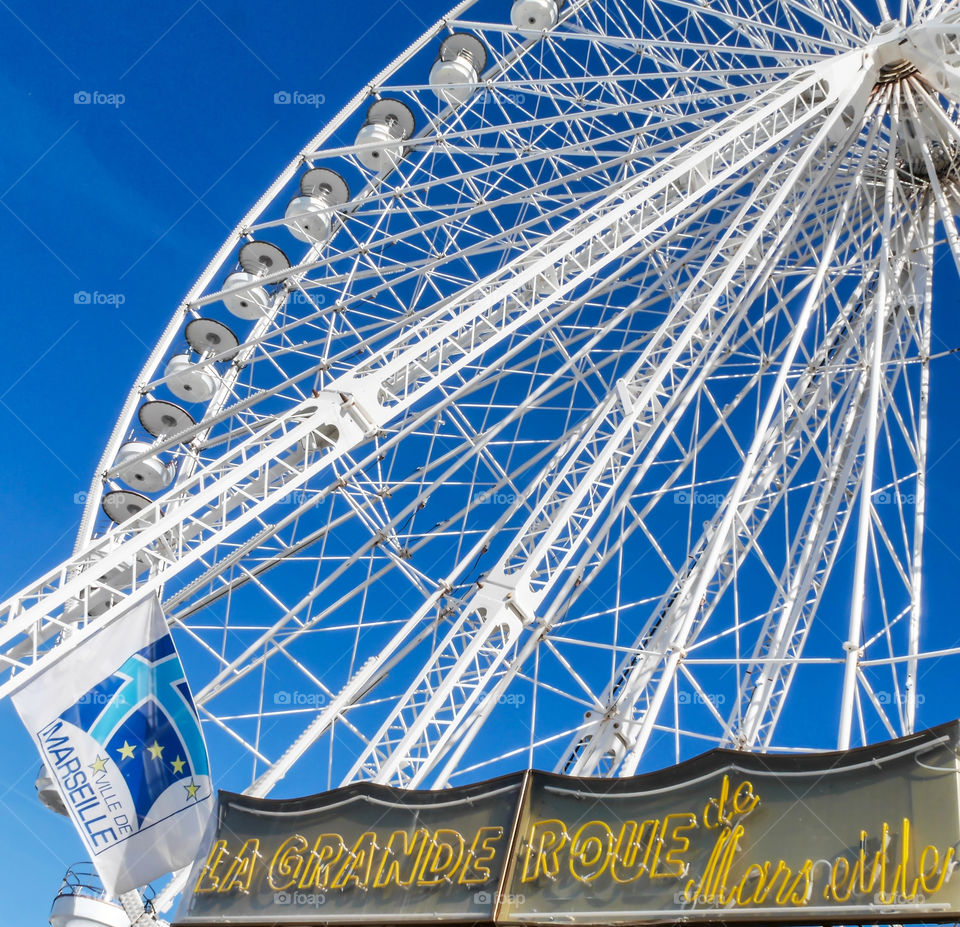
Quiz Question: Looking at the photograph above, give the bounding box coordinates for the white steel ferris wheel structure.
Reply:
[9,0,960,904]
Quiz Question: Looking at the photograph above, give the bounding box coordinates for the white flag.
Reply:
[12,595,213,895]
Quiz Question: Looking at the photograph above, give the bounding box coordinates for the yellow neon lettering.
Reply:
[332,832,378,890]
[417,829,465,886]
[193,840,230,894]
[787,859,813,906]
[610,820,659,884]
[521,820,568,882]
[373,828,429,888]
[569,821,614,883]
[732,862,765,906]
[658,813,697,881]
[459,826,504,885]
[703,775,731,829]
[715,824,744,903]
[920,846,955,895]
[217,839,260,894]
[683,826,730,902]
[299,833,345,890]
[827,856,853,902]
[268,835,308,891]
[732,780,760,816]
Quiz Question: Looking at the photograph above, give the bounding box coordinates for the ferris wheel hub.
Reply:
[866,18,960,98]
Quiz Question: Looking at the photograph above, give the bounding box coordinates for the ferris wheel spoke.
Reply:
[480,26,835,66]
[332,97,873,787]
[163,205,808,740]
[903,215,934,737]
[661,204,932,758]
[721,101,935,741]
[116,56,832,490]
[184,322,664,707]
[167,221,748,638]
[341,179,865,786]
[836,90,908,749]
[643,0,851,53]
[558,130,887,774]
[155,201,757,691]
[727,264,930,748]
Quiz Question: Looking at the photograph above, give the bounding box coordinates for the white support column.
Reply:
[836,97,899,750]
[564,121,874,775]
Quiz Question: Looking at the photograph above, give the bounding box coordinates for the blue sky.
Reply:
[3,1,960,925]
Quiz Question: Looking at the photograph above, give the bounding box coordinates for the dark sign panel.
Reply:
[175,722,960,926]
[176,771,526,924]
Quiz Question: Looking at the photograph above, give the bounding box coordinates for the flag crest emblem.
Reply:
[11,596,213,895]
[62,632,210,826]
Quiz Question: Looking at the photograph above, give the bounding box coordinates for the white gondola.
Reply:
[220,240,291,319]
[511,0,561,29]
[35,766,67,816]
[101,490,151,525]
[138,399,195,440]
[164,353,220,403]
[49,895,129,927]
[284,168,351,242]
[353,99,416,171]
[220,270,271,319]
[430,34,488,104]
[114,440,176,493]
[185,317,241,360]
[49,867,130,927]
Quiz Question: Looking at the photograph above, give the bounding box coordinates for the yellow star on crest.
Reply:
[147,741,164,760]
[88,755,108,774]
[184,780,200,801]
[117,741,136,761]
[171,756,186,775]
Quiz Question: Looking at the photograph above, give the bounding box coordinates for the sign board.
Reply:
[175,721,960,926]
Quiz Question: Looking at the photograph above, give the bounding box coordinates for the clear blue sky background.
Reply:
[2,1,960,925]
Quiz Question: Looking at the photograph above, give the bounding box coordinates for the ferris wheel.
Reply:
[8,0,960,915]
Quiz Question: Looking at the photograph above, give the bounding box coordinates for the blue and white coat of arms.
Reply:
[12,595,213,895]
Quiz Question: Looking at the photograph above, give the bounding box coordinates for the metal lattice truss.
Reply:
[4,0,960,838]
